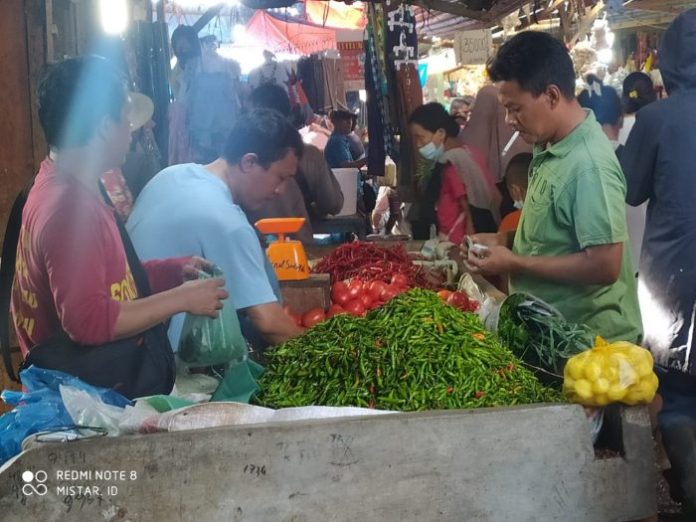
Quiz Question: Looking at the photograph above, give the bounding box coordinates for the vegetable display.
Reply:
[496,293,593,386]
[312,242,444,290]
[564,337,659,407]
[256,290,562,411]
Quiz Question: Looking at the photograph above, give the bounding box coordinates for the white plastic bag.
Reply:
[60,385,159,436]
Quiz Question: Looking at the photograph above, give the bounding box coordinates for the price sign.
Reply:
[454,30,493,66]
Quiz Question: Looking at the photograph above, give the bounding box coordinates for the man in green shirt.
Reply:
[465,31,642,343]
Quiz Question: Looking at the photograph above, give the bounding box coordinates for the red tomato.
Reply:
[326,305,347,318]
[331,281,351,306]
[368,281,387,301]
[437,290,453,300]
[283,305,302,326]
[347,279,364,300]
[359,293,374,310]
[447,292,470,310]
[380,287,398,303]
[390,273,410,288]
[344,299,366,316]
[391,284,407,296]
[301,307,326,328]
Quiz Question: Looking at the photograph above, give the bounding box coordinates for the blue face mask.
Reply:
[419,141,444,161]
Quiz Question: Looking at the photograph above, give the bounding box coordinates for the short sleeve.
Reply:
[556,168,628,250]
[324,137,352,169]
[42,207,122,345]
[200,218,278,310]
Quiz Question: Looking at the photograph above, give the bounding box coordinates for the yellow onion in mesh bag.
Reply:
[563,337,658,407]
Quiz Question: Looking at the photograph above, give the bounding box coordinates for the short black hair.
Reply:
[330,110,354,123]
[505,152,532,188]
[223,108,303,167]
[622,72,656,114]
[577,83,622,127]
[171,25,201,54]
[37,56,127,149]
[408,102,460,138]
[249,84,291,117]
[487,31,576,99]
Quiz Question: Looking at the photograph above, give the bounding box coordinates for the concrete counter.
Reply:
[0,404,655,521]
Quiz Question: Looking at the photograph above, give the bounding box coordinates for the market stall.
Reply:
[0,236,660,520]
[4,1,692,519]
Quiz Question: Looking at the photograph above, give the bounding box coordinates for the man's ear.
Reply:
[240,153,259,173]
[545,85,563,109]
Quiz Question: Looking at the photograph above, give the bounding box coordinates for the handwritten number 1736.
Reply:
[243,464,267,477]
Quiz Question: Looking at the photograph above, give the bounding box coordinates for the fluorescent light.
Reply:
[100,0,128,35]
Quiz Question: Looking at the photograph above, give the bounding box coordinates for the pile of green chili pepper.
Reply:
[255,289,562,411]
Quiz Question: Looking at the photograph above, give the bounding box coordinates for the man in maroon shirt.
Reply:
[11,56,227,357]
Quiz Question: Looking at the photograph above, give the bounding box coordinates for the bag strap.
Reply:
[98,182,152,298]
[1,180,36,382]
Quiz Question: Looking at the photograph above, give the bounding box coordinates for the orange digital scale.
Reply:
[255,218,310,281]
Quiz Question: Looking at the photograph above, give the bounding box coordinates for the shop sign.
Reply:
[454,29,493,66]
[338,41,365,91]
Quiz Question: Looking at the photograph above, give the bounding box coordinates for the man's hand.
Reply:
[177,277,228,318]
[183,256,215,281]
[460,233,506,260]
[467,245,519,276]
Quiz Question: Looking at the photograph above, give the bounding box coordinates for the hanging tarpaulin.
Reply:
[245,10,337,55]
[337,41,365,91]
[305,0,367,30]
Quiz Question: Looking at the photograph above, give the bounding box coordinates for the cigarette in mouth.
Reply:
[502,131,520,157]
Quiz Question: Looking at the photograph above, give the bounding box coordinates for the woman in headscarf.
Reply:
[460,85,532,182]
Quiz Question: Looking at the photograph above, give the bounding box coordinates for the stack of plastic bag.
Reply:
[0,366,131,465]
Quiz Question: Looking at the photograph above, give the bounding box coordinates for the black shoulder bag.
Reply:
[1,182,175,400]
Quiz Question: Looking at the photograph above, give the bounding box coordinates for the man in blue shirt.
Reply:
[324,110,367,169]
[128,109,305,351]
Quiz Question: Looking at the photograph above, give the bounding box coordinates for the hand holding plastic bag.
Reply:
[178,266,247,366]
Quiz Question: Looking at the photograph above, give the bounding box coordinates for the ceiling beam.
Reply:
[610,11,677,30]
[411,0,493,22]
[192,3,225,33]
[623,0,689,14]
[570,0,604,45]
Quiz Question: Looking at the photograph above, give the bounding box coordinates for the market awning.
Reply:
[304,0,367,29]
[245,9,337,55]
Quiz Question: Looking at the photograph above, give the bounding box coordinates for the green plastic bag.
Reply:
[210,359,265,403]
[178,267,246,367]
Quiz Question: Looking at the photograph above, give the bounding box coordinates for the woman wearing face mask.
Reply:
[409,103,502,237]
